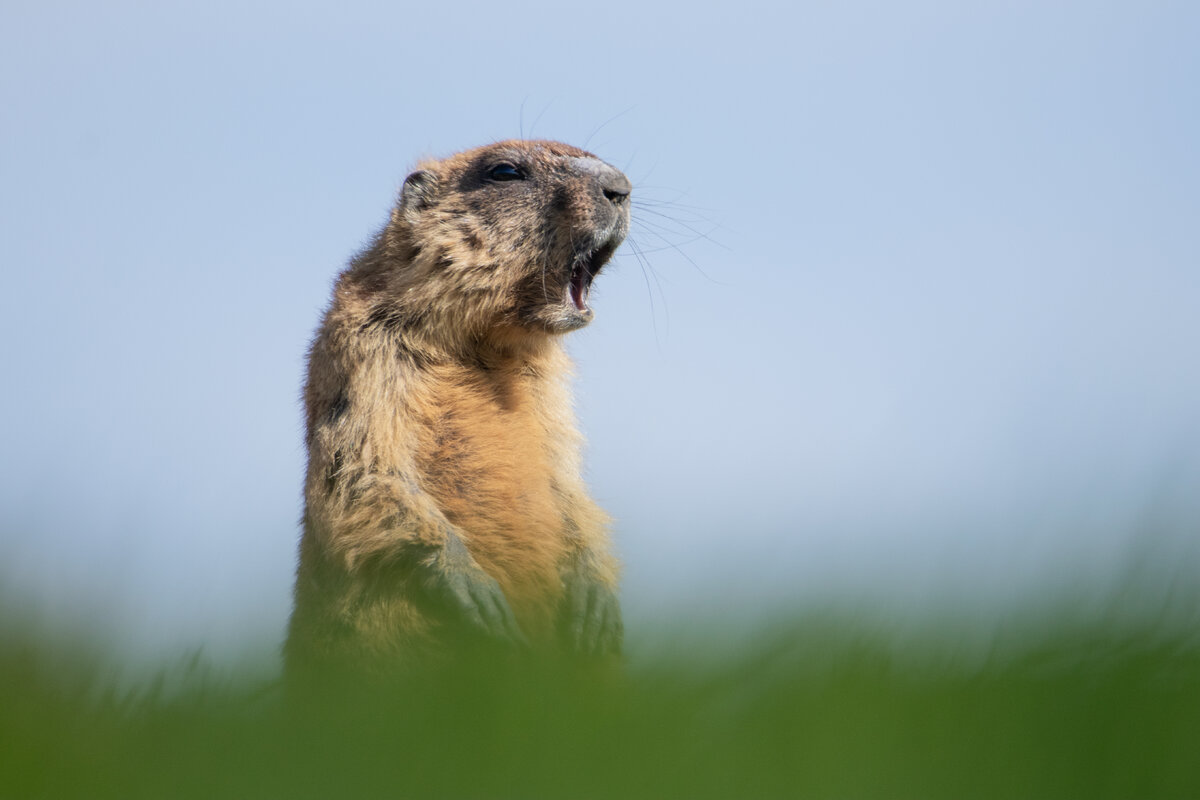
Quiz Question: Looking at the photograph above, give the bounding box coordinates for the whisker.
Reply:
[621,149,642,176]
[635,211,723,243]
[639,240,672,332]
[529,100,554,141]
[631,161,660,187]
[634,220,729,281]
[621,237,709,254]
[584,107,635,151]
[633,193,724,236]
[631,185,710,203]
[633,196,717,216]
[622,234,666,345]
[629,215,726,286]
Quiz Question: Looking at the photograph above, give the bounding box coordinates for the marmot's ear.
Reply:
[399,170,437,217]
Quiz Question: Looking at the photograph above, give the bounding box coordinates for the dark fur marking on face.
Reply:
[398,340,435,370]
[325,450,345,494]
[327,393,350,423]
[363,304,402,332]
[550,186,572,215]
[460,226,484,251]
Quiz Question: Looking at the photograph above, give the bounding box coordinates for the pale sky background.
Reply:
[2,1,1198,661]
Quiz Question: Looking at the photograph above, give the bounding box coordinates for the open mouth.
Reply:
[567,239,619,312]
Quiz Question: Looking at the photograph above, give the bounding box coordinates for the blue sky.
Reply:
[2,1,1198,659]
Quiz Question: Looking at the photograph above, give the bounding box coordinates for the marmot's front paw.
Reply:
[561,576,623,657]
[422,534,527,645]
[433,564,527,645]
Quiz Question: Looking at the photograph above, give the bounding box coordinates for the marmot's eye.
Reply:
[487,163,525,182]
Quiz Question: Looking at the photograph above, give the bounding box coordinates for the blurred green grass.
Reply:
[3,611,1198,799]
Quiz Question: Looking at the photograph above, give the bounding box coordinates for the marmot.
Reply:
[285,140,629,674]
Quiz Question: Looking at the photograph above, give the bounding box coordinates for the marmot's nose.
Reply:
[599,168,632,205]
[569,156,632,205]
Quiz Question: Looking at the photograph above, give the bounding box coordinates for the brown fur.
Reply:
[285,140,630,672]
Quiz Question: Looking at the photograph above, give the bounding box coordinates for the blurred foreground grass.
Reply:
[3,611,1199,799]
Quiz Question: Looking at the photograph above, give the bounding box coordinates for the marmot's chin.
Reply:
[551,307,594,333]
[531,301,594,334]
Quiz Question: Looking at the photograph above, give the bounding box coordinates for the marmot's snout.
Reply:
[566,161,630,316]
[596,163,632,206]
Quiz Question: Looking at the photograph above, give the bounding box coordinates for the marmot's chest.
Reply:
[412,371,567,577]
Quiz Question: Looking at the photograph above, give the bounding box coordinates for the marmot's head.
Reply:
[384,140,631,340]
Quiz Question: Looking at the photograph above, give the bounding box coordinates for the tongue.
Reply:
[570,271,589,310]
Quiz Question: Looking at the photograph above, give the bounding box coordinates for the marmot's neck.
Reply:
[342,232,565,367]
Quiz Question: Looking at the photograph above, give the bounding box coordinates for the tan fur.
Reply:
[286,140,629,671]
